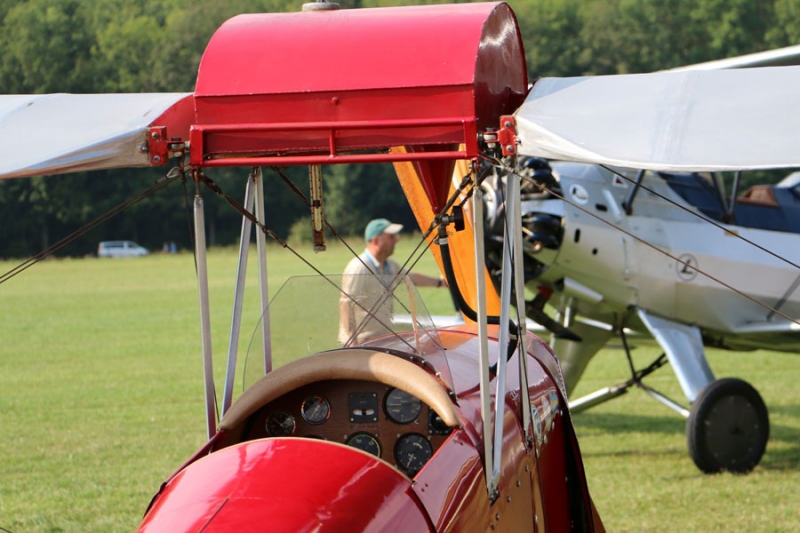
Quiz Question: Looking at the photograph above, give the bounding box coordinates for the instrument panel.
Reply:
[239,379,453,476]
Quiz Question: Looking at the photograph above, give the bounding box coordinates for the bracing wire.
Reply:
[197,170,421,352]
[0,166,185,286]
[265,165,477,348]
[599,164,800,272]
[481,154,800,327]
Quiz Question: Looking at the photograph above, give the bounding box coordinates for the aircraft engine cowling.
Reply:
[483,158,564,291]
[522,212,563,254]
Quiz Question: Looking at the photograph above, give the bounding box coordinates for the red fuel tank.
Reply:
[189,2,528,211]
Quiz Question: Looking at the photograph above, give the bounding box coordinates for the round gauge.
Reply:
[301,395,330,425]
[346,433,381,457]
[384,388,422,424]
[394,433,433,475]
[428,410,453,436]
[265,411,296,437]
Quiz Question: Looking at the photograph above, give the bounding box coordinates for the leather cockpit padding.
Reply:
[219,349,459,431]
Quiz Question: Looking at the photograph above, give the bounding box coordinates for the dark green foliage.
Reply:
[0,0,798,258]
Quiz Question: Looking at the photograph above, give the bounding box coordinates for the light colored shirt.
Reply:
[339,251,405,344]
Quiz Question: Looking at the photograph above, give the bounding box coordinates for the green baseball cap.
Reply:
[365,218,403,241]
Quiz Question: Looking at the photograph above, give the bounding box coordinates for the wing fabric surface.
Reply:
[670,44,800,71]
[515,66,800,172]
[0,93,191,179]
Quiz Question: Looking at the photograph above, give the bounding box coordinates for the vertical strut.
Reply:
[193,175,217,439]
[222,171,258,416]
[509,169,532,442]
[309,164,326,252]
[492,170,513,489]
[474,182,496,501]
[254,168,272,374]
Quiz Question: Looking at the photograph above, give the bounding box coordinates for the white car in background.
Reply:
[97,240,148,258]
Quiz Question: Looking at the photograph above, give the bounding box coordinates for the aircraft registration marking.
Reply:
[676,253,699,282]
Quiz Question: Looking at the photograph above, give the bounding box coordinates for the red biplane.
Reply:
[1,2,606,531]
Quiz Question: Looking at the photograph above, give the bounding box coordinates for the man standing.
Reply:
[339,218,445,344]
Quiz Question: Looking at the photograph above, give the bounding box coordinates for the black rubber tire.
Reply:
[686,377,769,474]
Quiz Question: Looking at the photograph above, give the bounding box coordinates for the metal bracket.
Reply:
[497,116,517,156]
[146,127,169,165]
[146,126,187,165]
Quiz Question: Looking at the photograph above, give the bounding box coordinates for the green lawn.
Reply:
[1,240,798,532]
[572,345,800,532]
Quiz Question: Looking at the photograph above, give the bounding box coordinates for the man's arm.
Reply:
[338,296,354,344]
[408,272,447,288]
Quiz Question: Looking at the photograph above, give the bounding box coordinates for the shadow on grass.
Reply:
[765,403,800,417]
[761,445,800,471]
[572,411,684,436]
[580,446,686,460]
[571,405,800,471]
[761,408,800,471]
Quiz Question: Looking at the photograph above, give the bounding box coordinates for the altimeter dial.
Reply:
[394,433,433,475]
[266,411,296,437]
[301,395,331,425]
[384,388,422,424]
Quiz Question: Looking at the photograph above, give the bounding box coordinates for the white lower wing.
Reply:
[516,66,800,172]
[0,93,192,179]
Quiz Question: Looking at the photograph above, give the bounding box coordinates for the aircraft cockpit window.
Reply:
[242,275,453,394]
[776,170,800,190]
[661,171,727,219]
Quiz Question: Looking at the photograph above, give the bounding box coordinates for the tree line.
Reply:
[1,0,799,258]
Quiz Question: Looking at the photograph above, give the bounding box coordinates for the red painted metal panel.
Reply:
[139,327,598,532]
[196,3,515,97]
[535,407,572,529]
[144,94,194,165]
[413,430,489,531]
[138,438,433,533]
[191,2,528,199]
[149,94,194,144]
[413,327,577,532]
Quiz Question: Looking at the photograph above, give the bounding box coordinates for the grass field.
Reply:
[1,239,799,532]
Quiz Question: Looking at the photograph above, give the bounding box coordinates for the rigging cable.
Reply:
[267,166,463,348]
[599,165,800,272]
[428,162,522,372]
[270,164,451,286]
[0,166,185,286]
[195,170,422,353]
[480,155,800,328]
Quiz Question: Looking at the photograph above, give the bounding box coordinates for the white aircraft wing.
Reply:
[671,44,800,71]
[0,93,192,180]
[515,66,800,172]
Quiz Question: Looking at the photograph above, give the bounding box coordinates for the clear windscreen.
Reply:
[242,274,453,393]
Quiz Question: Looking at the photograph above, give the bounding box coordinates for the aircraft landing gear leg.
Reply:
[686,378,769,474]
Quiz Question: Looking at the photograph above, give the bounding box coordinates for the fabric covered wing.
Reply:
[0,93,192,179]
[670,44,800,71]
[515,66,800,172]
